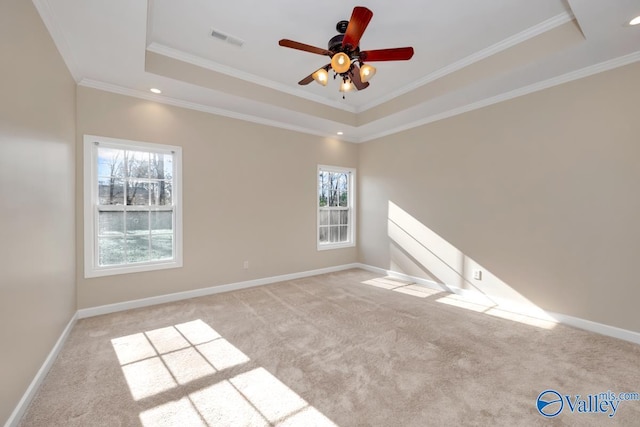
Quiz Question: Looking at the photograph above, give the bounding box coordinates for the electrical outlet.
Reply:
[473,269,482,280]
[243,261,249,269]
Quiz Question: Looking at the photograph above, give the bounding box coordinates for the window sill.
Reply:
[85,259,182,278]
[317,242,356,251]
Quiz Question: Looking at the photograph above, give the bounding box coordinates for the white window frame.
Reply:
[83,135,183,278]
[317,165,356,251]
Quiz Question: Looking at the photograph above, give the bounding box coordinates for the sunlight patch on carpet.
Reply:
[161,347,215,385]
[435,294,558,329]
[111,333,156,365]
[139,397,206,427]
[361,277,444,299]
[114,319,339,426]
[197,338,250,371]
[111,319,251,400]
[121,357,177,400]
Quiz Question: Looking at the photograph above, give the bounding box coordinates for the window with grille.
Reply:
[317,165,355,250]
[83,135,182,278]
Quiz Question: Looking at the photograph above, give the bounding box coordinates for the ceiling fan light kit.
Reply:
[359,63,376,83]
[311,68,329,86]
[331,52,352,74]
[278,6,414,98]
[340,79,356,93]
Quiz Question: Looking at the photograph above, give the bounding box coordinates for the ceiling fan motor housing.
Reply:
[328,34,360,58]
[328,34,344,52]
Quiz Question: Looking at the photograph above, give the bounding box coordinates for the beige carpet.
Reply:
[19,269,640,426]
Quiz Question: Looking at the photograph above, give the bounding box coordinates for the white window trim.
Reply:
[317,165,356,251]
[83,135,183,278]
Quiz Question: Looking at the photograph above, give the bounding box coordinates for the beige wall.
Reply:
[76,87,358,308]
[359,61,640,332]
[2,1,639,421]
[0,0,77,424]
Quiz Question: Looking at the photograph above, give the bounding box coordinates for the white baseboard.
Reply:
[355,263,640,346]
[77,263,361,319]
[357,263,446,290]
[548,312,640,345]
[4,312,78,427]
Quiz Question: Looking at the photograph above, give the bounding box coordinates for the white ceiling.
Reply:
[34,0,640,142]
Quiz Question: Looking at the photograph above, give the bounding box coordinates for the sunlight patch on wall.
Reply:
[386,201,557,328]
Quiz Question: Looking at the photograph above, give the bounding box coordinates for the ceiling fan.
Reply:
[278,6,414,97]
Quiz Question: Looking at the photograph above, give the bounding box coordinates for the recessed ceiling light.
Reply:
[337,131,344,135]
[630,15,640,26]
[150,88,162,94]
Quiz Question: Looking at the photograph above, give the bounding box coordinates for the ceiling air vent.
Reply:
[210,28,244,47]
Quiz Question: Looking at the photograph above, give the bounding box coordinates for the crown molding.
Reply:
[78,49,640,145]
[357,11,575,113]
[78,79,358,143]
[360,50,640,142]
[146,43,357,114]
[31,0,82,82]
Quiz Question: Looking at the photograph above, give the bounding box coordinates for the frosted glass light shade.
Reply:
[339,79,355,92]
[331,52,351,73]
[359,64,376,83]
[312,68,329,86]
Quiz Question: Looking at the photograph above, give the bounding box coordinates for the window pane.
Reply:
[329,226,340,243]
[126,181,149,206]
[126,236,150,263]
[149,181,172,206]
[98,147,124,178]
[319,210,329,226]
[126,211,149,235]
[339,173,348,188]
[98,178,124,205]
[151,234,173,260]
[151,211,173,234]
[150,153,173,180]
[124,151,149,178]
[99,211,124,236]
[330,211,340,226]
[339,226,348,242]
[328,181,339,207]
[340,210,349,225]
[99,237,125,266]
[337,173,347,207]
[318,172,328,207]
[319,226,328,243]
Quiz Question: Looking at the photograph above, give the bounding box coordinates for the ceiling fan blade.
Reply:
[349,64,370,91]
[298,64,331,85]
[342,6,373,50]
[279,39,332,56]
[298,74,315,85]
[360,47,414,62]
